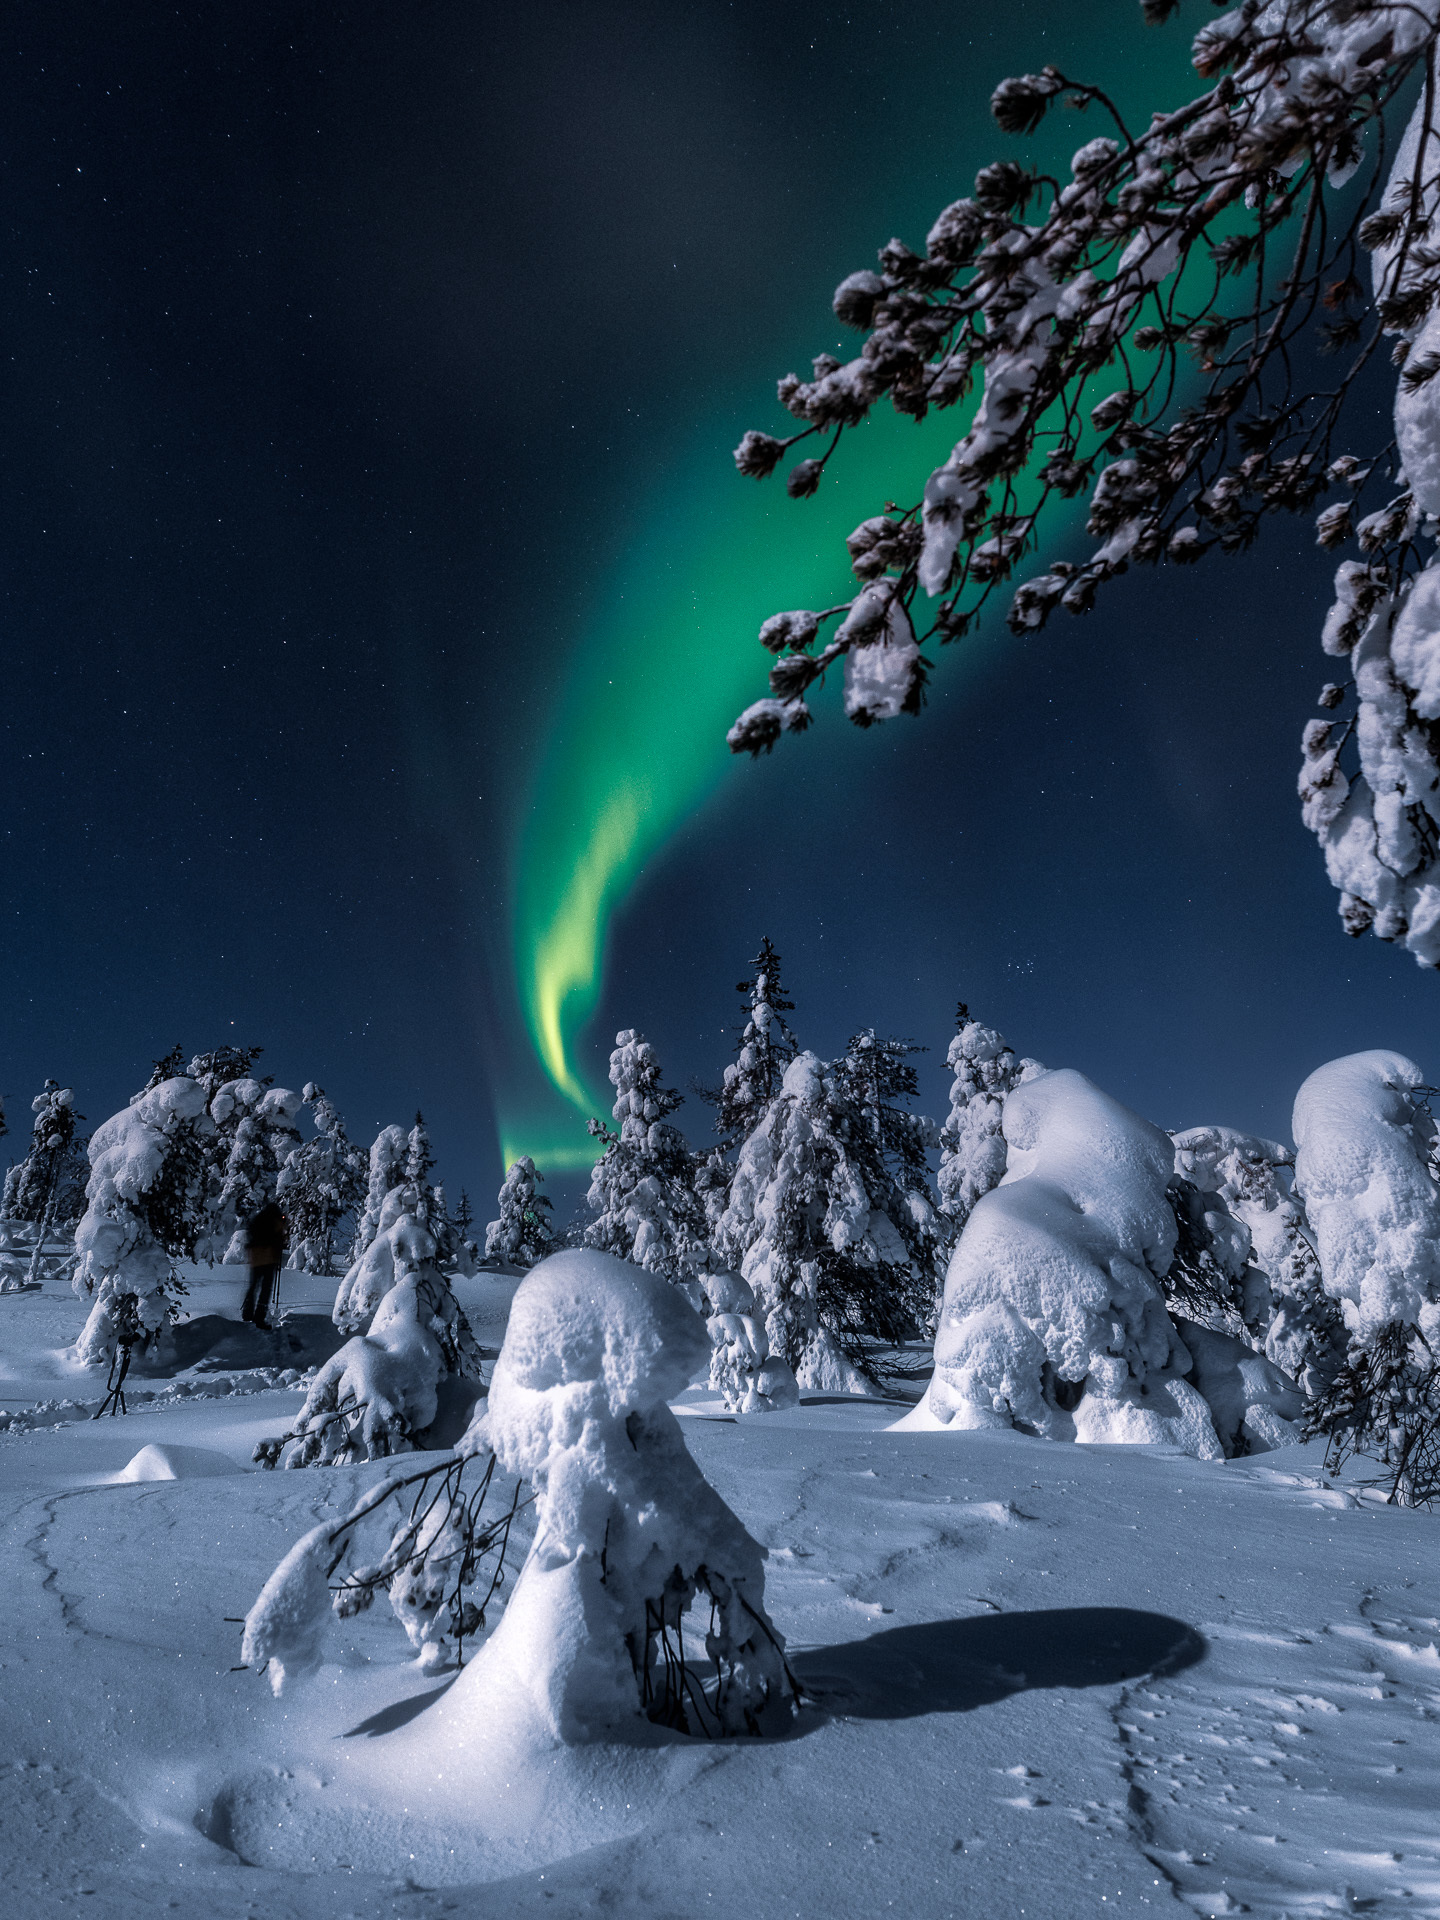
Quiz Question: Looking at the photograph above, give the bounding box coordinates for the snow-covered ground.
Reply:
[2,1268,1437,1919]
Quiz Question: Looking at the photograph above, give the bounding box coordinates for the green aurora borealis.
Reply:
[499,6,1203,1171]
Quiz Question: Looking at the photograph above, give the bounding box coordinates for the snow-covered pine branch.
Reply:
[727,2,1440,973]
[242,1450,527,1690]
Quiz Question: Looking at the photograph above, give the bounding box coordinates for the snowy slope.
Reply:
[1,1274,1437,1918]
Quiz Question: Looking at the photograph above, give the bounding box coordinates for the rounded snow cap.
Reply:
[498,1249,709,1416]
[781,1050,824,1104]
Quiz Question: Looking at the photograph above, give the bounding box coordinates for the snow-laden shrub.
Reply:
[700,1270,799,1414]
[485,1155,555,1268]
[1172,1125,1344,1396]
[435,1250,794,1741]
[244,1251,794,1737]
[260,1196,482,1466]
[243,1452,523,1689]
[72,1076,211,1384]
[1292,1050,1440,1503]
[898,1068,1222,1456]
[585,1030,712,1280]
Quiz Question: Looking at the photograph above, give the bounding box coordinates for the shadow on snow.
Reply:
[793,1607,1206,1719]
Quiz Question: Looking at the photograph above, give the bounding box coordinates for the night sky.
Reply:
[4,1,1435,1217]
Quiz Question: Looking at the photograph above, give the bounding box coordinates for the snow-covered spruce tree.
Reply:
[484,1155,555,1268]
[584,1030,713,1281]
[72,1075,212,1399]
[723,3,1440,971]
[1292,1049,1440,1502]
[2,1081,90,1287]
[275,1083,368,1274]
[396,1112,473,1274]
[351,1123,410,1260]
[716,937,798,1141]
[208,1078,303,1262]
[4,1082,87,1226]
[1173,1124,1345,1393]
[898,1068,1301,1455]
[830,1028,946,1332]
[937,1007,1044,1231]
[717,1048,938,1392]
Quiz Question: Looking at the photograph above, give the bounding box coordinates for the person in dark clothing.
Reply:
[239,1200,289,1330]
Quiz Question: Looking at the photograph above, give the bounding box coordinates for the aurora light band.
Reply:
[499,6,1199,1173]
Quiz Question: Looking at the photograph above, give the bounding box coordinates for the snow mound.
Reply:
[114,1442,242,1482]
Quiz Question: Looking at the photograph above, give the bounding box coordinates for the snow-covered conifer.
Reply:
[209,1079,303,1261]
[937,1009,1043,1228]
[899,1068,1226,1453]
[831,1028,945,1329]
[351,1124,410,1260]
[584,1030,711,1281]
[718,1048,933,1392]
[716,937,797,1140]
[1172,1126,1344,1396]
[72,1075,212,1395]
[3,1081,89,1240]
[484,1155,554,1268]
[275,1083,368,1274]
[1292,1050,1440,1502]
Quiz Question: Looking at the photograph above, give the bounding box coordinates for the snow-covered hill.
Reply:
[1,1271,1437,1919]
